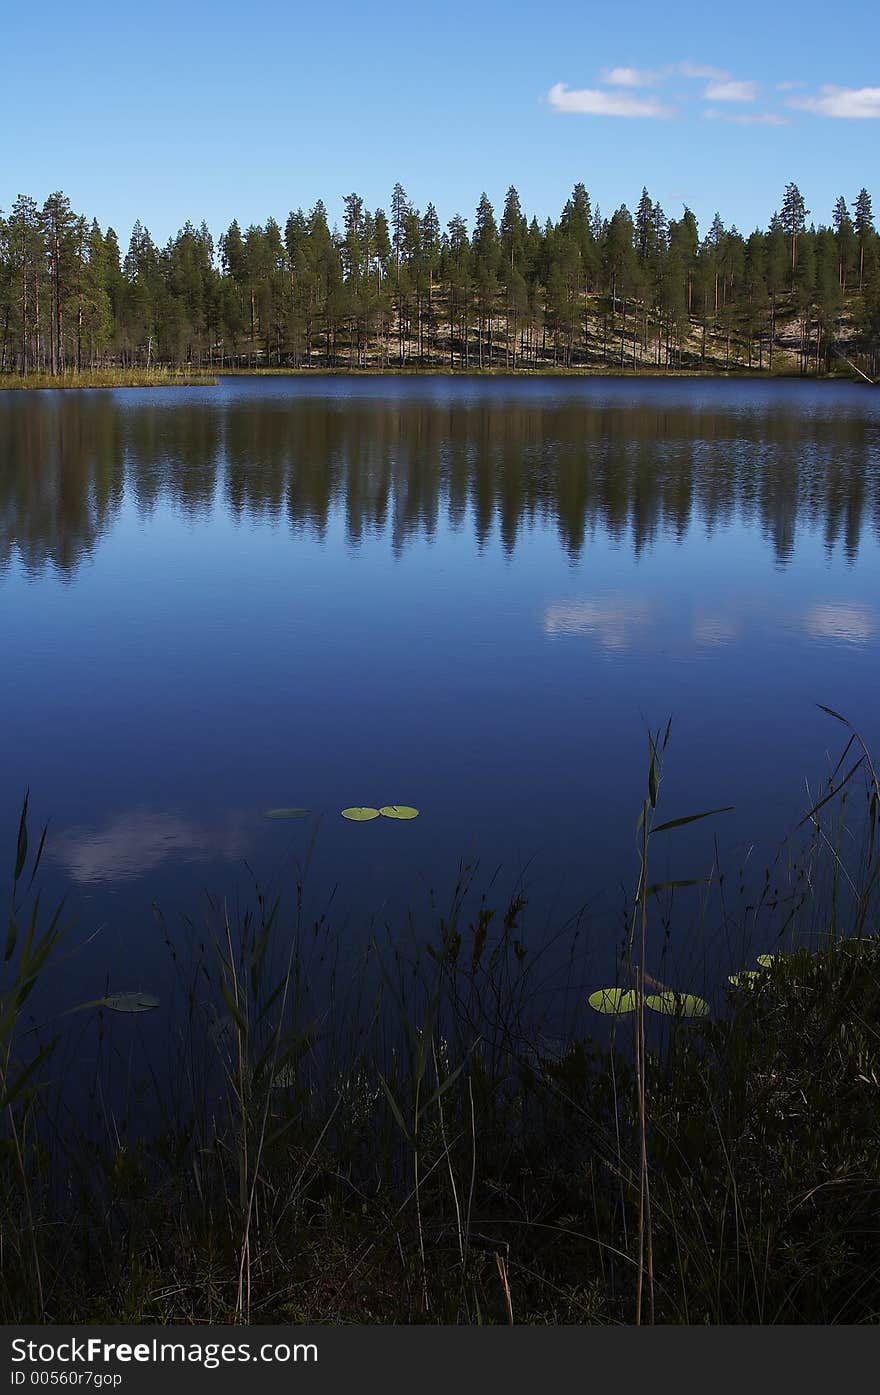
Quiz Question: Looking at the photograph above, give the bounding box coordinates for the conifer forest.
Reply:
[2,181,878,378]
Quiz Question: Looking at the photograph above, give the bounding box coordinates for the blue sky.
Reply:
[3,0,878,250]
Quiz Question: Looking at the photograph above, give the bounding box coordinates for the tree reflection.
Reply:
[1,385,877,577]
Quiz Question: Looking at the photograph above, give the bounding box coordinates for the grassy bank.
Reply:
[0,368,216,391]
[165,363,862,382]
[2,719,879,1325]
[2,365,870,389]
[205,364,790,378]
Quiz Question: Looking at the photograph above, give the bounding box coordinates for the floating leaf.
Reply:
[101,992,160,1014]
[379,805,419,820]
[263,808,311,819]
[645,991,709,1018]
[756,953,778,968]
[588,987,639,1015]
[728,971,760,988]
[341,807,380,822]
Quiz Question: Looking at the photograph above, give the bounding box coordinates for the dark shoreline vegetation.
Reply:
[1,366,871,393]
[1,182,878,385]
[2,716,879,1325]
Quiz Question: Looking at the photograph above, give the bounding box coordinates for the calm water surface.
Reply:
[2,376,879,1006]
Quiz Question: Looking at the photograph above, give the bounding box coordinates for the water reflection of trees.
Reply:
[1,388,878,576]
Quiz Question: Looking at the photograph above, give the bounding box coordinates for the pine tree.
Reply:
[764,215,788,370]
[780,183,808,284]
[8,195,45,372]
[472,193,500,367]
[41,192,79,374]
[390,183,408,284]
[832,196,854,290]
[445,214,470,367]
[852,188,874,291]
[743,229,768,367]
[500,186,526,271]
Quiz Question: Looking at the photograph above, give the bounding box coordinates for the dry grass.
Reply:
[0,368,216,391]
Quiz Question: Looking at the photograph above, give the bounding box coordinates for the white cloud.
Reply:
[677,61,729,80]
[548,62,763,116]
[705,79,758,102]
[791,85,880,118]
[776,80,805,91]
[547,83,672,117]
[705,108,789,126]
[602,66,662,87]
[599,60,732,89]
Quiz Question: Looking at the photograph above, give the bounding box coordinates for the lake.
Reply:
[2,375,879,1016]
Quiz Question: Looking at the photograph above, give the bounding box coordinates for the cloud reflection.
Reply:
[804,603,875,645]
[53,810,247,884]
[543,596,659,650]
[545,595,877,654]
[692,612,741,647]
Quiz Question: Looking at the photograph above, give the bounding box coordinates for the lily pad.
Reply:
[728,971,760,987]
[101,992,160,1014]
[379,805,419,820]
[756,953,777,967]
[588,987,639,1015]
[341,807,380,822]
[645,991,709,1018]
[264,808,311,819]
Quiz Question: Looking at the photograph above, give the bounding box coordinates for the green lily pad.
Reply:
[588,987,639,1015]
[756,953,777,967]
[379,805,419,820]
[341,807,380,822]
[101,992,160,1014]
[645,991,709,1018]
[264,807,311,819]
[728,971,760,987]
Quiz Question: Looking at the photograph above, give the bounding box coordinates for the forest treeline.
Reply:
[1,181,879,378]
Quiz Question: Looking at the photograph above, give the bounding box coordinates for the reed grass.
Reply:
[1,717,879,1325]
[0,368,216,391]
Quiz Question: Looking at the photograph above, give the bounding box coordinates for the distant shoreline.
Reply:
[210,365,871,383]
[1,366,872,391]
